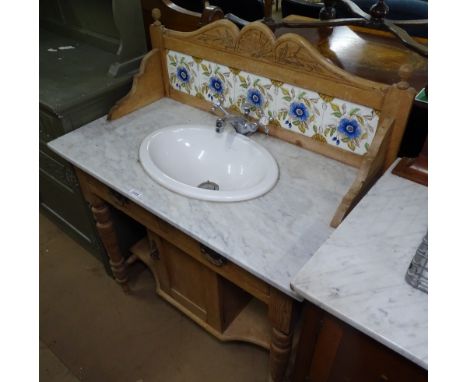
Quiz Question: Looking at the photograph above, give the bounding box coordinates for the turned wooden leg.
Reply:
[89,194,129,292]
[268,289,297,382]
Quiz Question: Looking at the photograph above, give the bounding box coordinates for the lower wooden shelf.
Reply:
[222,298,271,349]
[130,237,271,350]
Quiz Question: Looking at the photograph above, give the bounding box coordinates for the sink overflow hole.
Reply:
[197,180,220,191]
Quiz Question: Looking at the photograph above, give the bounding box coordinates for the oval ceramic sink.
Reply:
[139,124,279,201]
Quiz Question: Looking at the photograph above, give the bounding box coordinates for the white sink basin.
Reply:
[139,124,279,202]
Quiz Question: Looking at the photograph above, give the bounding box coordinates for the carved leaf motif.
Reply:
[273,41,365,88]
[275,41,328,75]
[192,29,236,50]
[237,30,274,60]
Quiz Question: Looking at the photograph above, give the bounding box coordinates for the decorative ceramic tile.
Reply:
[197,60,236,106]
[232,70,275,120]
[166,51,199,97]
[165,50,381,155]
[274,83,324,138]
[320,94,379,154]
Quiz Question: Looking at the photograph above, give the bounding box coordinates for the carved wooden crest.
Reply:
[236,22,275,60]
[165,20,386,91]
[185,19,238,50]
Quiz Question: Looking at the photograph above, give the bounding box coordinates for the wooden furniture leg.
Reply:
[276,0,281,13]
[264,0,274,20]
[268,289,297,382]
[88,193,129,292]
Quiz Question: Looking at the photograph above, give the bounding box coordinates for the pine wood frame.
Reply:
[76,18,416,381]
[75,168,299,382]
[108,18,415,227]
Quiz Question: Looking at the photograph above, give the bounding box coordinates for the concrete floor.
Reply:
[39,213,269,381]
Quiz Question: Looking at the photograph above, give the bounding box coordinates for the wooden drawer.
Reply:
[76,168,271,303]
[147,228,271,303]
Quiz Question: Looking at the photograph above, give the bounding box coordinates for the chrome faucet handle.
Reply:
[258,115,271,135]
[241,100,271,135]
[241,102,254,116]
[214,94,225,107]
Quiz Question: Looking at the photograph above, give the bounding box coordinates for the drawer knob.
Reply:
[200,244,227,267]
[109,188,129,207]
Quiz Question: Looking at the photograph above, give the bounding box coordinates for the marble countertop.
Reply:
[48,98,358,300]
[292,162,428,368]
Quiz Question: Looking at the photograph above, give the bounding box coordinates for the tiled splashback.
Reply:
[167,50,380,155]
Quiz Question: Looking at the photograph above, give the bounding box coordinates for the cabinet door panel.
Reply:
[328,326,427,382]
[294,303,427,382]
[150,232,221,325]
[162,240,210,320]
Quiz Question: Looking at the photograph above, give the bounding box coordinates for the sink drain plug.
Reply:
[197,180,220,191]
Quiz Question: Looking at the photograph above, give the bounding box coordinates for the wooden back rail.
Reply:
[108,16,415,227]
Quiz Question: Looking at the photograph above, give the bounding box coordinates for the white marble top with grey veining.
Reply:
[48,98,358,299]
[292,162,428,368]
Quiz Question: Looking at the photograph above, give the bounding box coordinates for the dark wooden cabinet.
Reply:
[293,303,427,382]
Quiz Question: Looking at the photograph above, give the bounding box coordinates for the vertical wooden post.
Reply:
[292,304,326,382]
[199,5,225,27]
[318,0,337,38]
[369,0,390,20]
[150,9,165,51]
[319,0,337,20]
[268,289,297,382]
[151,9,171,97]
[264,0,274,21]
[381,64,416,169]
[307,313,344,382]
[89,194,129,292]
